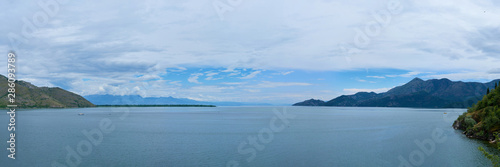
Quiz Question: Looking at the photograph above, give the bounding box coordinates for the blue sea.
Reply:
[0,107,495,166]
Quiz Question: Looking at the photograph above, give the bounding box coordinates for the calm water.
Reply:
[0,107,495,167]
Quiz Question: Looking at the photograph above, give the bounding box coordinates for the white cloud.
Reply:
[169,81,182,86]
[3,0,500,103]
[167,67,187,72]
[356,79,376,83]
[228,71,241,76]
[244,89,261,93]
[240,71,261,79]
[205,72,218,76]
[21,78,56,87]
[4,0,500,76]
[188,73,203,84]
[220,82,247,85]
[273,71,294,75]
[367,76,385,79]
[386,71,425,78]
[70,78,177,97]
[255,81,312,88]
[282,71,294,75]
[137,74,161,80]
[423,72,500,81]
[343,88,392,95]
[204,72,221,80]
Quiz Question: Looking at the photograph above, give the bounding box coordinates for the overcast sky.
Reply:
[1,0,500,104]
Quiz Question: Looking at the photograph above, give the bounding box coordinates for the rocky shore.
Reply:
[453,119,496,142]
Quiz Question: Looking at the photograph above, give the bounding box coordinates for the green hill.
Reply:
[294,78,499,108]
[453,81,500,141]
[0,75,95,108]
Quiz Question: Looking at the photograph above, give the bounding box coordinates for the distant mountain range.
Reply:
[84,95,275,106]
[0,73,274,108]
[0,75,95,108]
[9,74,492,108]
[294,78,500,108]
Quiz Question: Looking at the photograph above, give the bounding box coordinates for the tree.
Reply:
[496,82,498,89]
[464,115,477,129]
[479,132,500,167]
[488,88,491,94]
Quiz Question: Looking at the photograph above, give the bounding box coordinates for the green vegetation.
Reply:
[295,78,500,108]
[0,75,95,108]
[96,104,216,107]
[479,132,500,167]
[455,82,500,138]
[454,81,500,166]
[463,115,477,131]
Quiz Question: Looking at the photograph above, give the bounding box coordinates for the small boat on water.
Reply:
[78,113,85,116]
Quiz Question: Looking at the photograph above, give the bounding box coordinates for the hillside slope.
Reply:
[0,75,95,108]
[294,78,500,108]
[453,81,500,141]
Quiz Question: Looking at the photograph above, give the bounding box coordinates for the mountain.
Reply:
[294,78,500,108]
[0,75,95,108]
[293,99,325,106]
[453,80,500,141]
[84,95,201,105]
[84,95,275,106]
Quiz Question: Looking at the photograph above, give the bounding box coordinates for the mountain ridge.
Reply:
[453,80,500,141]
[84,94,276,106]
[0,75,95,108]
[294,78,500,108]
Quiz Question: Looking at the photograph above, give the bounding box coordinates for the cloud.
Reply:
[488,68,500,74]
[3,1,500,103]
[167,67,187,72]
[356,78,376,83]
[3,0,500,76]
[228,71,241,76]
[386,71,424,78]
[70,78,177,97]
[240,71,261,79]
[205,72,218,76]
[255,81,312,88]
[169,81,182,86]
[204,72,221,80]
[367,76,385,79]
[343,88,392,95]
[188,73,203,84]
[21,78,56,87]
[137,74,161,81]
[422,72,500,81]
[220,82,247,85]
[273,71,294,75]
[244,89,261,93]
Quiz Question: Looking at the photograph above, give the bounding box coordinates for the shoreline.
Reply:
[1,104,216,109]
[96,104,216,107]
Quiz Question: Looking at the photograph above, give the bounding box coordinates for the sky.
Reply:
[1,0,500,104]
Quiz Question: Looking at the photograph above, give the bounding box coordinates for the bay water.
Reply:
[0,107,495,166]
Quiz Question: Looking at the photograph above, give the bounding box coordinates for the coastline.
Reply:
[96,104,216,107]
